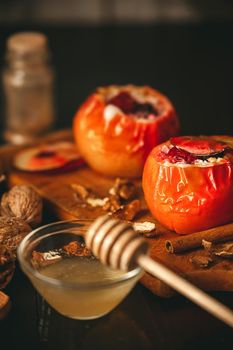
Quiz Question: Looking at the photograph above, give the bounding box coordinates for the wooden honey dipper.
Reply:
[85,215,233,328]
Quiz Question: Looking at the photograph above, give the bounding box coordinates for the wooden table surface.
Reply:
[0,23,233,349]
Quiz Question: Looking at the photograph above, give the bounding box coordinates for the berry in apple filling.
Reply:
[162,147,197,164]
[107,91,158,119]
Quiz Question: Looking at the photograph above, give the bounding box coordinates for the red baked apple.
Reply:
[142,136,233,234]
[73,85,179,177]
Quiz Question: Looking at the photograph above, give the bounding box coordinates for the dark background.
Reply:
[0,0,233,138]
[0,1,233,349]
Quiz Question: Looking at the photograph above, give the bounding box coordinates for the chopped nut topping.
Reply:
[31,250,62,268]
[32,241,92,269]
[63,241,92,257]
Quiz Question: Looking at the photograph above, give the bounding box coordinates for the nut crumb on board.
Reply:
[202,239,233,258]
[103,195,122,213]
[114,199,141,221]
[212,242,233,259]
[86,197,109,207]
[190,254,213,269]
[71,183,109,208]
[133,221,156,233]
[190,239,233,269]
[70,184,89,200]
[202,239,213,250]
[71,180,156,236]
[109,178,137,200]
[213,245,233,258]
[71,179,142,221]
[133,221,157,238]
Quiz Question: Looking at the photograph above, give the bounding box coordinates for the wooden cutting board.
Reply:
[4,131,233,297]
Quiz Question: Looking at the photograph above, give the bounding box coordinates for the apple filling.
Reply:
[158,136,232,165]
[106,91,159,120]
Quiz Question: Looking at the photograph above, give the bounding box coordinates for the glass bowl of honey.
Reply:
[18,220,143,320]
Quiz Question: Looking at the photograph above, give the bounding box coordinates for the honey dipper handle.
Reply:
[138,255,233,328]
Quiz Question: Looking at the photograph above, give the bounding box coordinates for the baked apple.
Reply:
[73,85,179,177]
[142,136,233,234]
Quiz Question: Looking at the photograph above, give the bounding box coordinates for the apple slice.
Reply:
[170,136,229,158]
[14,141,85,173]
[166,146,197,164]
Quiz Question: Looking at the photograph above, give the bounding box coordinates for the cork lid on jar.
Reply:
[7,32,48,55]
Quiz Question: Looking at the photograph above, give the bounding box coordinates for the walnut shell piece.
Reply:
[0,291,11,319]
[0,217,31,256]
[1,185,42,227]
[0,246,15,289]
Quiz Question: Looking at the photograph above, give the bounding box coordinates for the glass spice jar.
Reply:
[2,32,55,144]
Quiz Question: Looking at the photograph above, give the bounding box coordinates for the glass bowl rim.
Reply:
[18,219,143,290]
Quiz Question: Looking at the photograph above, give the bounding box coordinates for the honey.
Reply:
[31,256,141,320]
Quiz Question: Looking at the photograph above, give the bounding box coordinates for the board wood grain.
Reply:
[2,130,233,297]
